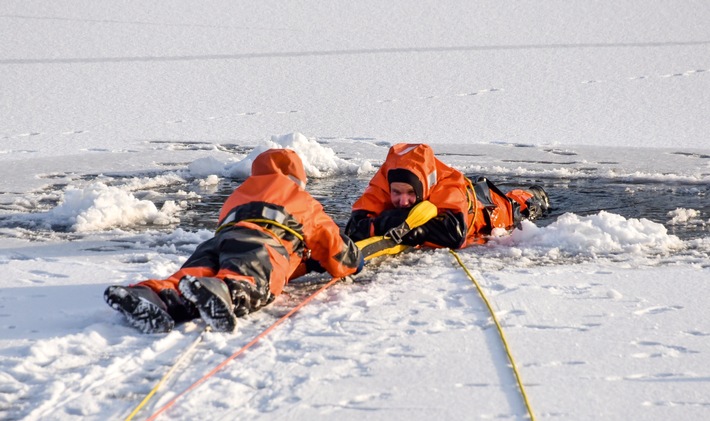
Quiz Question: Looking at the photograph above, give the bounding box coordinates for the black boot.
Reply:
[224,278,274,317]
[178,276,237,332]
[524,185,550,220]
[104,285,175,333]
[158,288,200,323]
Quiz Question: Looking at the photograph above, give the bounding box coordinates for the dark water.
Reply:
[181,176,368,232]
[182,174,708,241]
[0,172,707,241]
[527,177,708,240]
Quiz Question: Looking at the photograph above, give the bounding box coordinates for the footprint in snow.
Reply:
[633,305,683,316]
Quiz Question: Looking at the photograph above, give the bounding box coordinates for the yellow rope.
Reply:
[216,218,305,241]
[464,177,478,234]
[124,326,210,421]
[240,218,305,241]
[449,249,536,421]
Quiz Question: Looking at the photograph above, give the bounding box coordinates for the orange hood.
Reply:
[251,149,307,188]
[381,144,438,199]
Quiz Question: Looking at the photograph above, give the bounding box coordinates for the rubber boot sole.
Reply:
[178,276,237,332]
[104,286,175,333]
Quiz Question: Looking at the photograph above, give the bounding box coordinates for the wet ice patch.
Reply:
[48,182,181,232]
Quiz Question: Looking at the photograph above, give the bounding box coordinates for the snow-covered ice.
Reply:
[1,1,709,420]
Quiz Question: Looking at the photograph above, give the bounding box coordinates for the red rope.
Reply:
[145,276,342,420]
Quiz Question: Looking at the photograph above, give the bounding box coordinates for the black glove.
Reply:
[401,225,428,246]
[373,207,412,235]
[401,210,467,249]
[345,210,375,241]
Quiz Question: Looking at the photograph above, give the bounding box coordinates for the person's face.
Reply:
[390,182,417,208]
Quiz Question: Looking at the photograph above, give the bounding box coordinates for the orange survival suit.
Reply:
[136,148,363,320]
[345,143,539,249]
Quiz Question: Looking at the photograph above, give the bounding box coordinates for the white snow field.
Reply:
[1,2,709,420]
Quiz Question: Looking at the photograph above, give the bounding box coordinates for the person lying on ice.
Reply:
[345,143,550,249]
[105,149,364,334]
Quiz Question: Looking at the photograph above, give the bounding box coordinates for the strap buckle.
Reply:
[386,225,406,244]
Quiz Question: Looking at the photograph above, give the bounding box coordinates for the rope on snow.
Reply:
[124,326,211,421]
[449,249,536,421]
[143,276,344,420]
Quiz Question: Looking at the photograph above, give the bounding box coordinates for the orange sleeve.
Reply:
[427,175,470,216]
[302,196,362,278]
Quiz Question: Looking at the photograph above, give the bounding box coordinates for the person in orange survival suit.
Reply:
[105,149,364,333]
[345,143,550,249]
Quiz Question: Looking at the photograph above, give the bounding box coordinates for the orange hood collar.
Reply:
[251,149,307,188]
[383,144,438,199]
